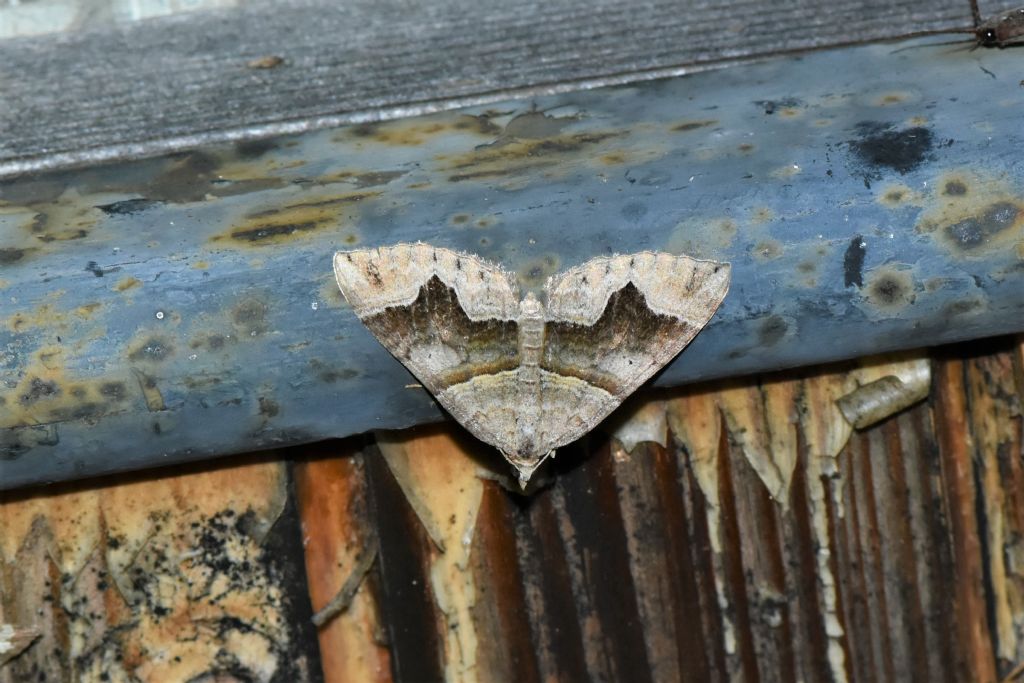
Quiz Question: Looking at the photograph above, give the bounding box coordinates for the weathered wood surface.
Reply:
[4,35,1024,489]
[0,456,321,682]
[4,0,1016,176]
[291,336,1023,683]
[3,336,1023,681]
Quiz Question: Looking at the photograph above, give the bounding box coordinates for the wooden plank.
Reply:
[0,0,992,175]
[294,442,391,683]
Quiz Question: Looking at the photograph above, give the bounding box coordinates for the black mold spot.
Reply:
[1,424,59,460]
[944,201,1020,251]
[128,337,174,362]
[844,235,866,287]
[85,261,120,277]
[234,138,278,158]
[943,297,985,318]
[48,403,108,423]
[620,202,648,222]
[672,120,717,132]
[97,198,163,215]
[943,179,968,196]
[848,123,935,176]
[230,222,319,242]
[152,152,221,203]
[233,301,269,337]
[755,98,802,115]
[309,360,358,383]
[453,114,503,136]
[868,273,912,307]
[758,315,789,346]
[258,397,280,418]
[0,247,27,264]
[349,123,379,137]
[20,377,60,404]
[99,382,128,401]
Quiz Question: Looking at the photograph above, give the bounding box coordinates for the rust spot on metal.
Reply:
[451,214,471,226]
[128,336,175,363]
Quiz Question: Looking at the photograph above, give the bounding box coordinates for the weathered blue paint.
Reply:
[2,37,1023,489]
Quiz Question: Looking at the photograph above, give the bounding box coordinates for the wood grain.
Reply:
[0,0,991,173]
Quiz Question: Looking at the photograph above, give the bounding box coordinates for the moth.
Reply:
[334,244,730,484]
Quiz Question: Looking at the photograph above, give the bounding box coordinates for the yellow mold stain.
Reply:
[114,277,142,292]
[0,346,133,429]
[211,191,377,247]
[915,170,1024,258]
[442,130,625,184]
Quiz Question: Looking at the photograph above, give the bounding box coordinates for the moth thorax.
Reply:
[517,293,545,370]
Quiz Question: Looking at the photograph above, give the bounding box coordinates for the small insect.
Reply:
[974,5,1024,47]
[893,1,1024,51]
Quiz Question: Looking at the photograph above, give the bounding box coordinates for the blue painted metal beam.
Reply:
[2,37,1023,489]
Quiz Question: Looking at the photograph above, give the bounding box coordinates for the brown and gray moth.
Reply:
[334,244,731,485]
